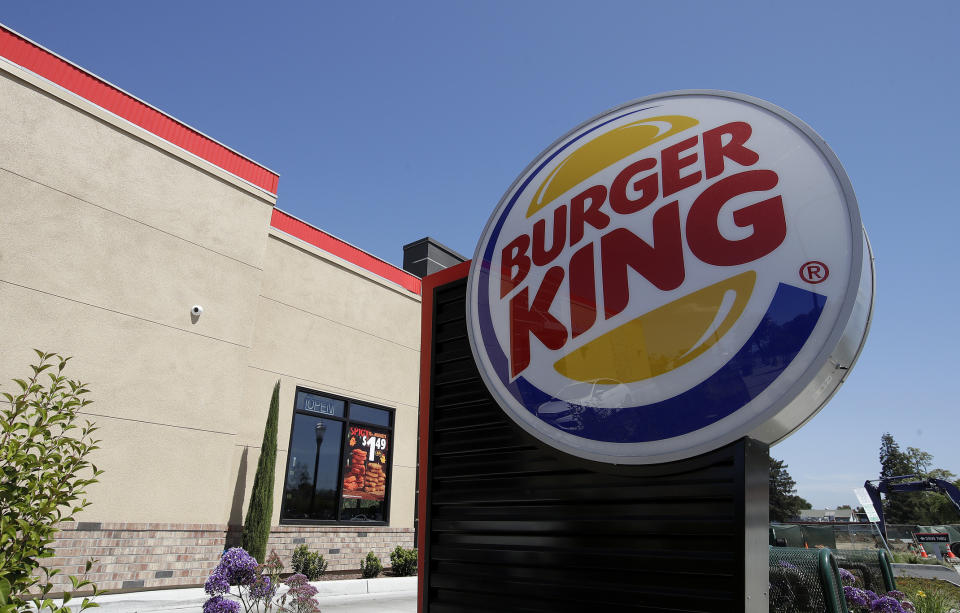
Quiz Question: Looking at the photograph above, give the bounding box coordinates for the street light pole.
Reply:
[308,421,326,516]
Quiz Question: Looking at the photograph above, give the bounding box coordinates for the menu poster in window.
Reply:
[341,426,388,501]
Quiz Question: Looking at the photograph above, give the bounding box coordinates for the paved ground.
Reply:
[63,577,417,612]
[893,562,960,586]
[310,593,416,612]
[144,592,416,612]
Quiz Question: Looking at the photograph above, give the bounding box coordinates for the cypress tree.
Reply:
[242,380,280,562]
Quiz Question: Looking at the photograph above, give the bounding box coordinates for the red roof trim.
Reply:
[270,209,422,295]
[0,25,279,195]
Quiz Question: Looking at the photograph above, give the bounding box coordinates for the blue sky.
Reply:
[4,1,958,508]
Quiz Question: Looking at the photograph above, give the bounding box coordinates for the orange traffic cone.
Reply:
[918,545,928,558]
[946,547,957,560]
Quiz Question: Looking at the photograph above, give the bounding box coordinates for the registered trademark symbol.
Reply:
[799,261,829,284]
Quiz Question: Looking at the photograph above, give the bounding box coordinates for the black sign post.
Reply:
[417,267,769,612]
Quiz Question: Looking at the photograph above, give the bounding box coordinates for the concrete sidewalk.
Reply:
[67,576,417,612]
[893,562,960,587]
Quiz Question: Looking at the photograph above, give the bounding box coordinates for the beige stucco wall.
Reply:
[0,60,276,524]
[238,230,422,528]
[0,58,423,530]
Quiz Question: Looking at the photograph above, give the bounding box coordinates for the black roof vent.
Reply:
[402,237,466,278]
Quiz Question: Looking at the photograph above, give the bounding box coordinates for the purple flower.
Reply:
[285,573,318,596]
[202,596,241,613]
[839,567,857,585]
[283,573,321,612]
[870,595,906,613]
[285,574,307,587]
[249,575,275,600]
[204,568,230,596]
[886,590,907,602]
[217,547,258,586]
[845,585,871,609]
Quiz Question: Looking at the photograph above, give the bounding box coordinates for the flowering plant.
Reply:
[202,547,322,613]
[910,587,958,613]
[840,567,916,613]
[277,574,322,613]
[203,548,271,613]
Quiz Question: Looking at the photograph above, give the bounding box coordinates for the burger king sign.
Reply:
[466,91,874,465]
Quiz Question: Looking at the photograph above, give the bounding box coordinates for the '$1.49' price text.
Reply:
[362,435,386,461]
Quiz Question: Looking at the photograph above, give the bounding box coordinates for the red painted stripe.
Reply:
[0,25,279,195]
[270,209,422,295]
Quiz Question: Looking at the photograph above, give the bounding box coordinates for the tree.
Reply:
[878,433,922,524]
[242,381,280,562]
[0,351,103,611]
[877,433,960,525]
[879,433,910,476]
[769,455,810,521]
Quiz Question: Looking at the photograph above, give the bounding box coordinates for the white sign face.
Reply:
[854,487,881,523]
[467,90,873,464]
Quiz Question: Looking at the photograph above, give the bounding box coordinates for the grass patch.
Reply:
[895,576,960,610]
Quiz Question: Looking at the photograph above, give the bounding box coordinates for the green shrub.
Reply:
[360,551,382,578]
[389,545,417,576]
[0,351,103,611]
[291,544,328,580]
[242,381,280,563]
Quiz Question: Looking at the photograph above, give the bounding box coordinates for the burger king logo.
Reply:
[466,91,873,464]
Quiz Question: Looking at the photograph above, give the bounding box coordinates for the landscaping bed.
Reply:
[895,577,960,611]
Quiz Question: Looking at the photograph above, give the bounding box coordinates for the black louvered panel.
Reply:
[422,278,758,612]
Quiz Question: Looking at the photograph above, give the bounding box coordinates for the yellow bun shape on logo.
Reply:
[554,271,755,383]
[526,115,699,218]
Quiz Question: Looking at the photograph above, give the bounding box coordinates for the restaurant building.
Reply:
[0,24,460,591]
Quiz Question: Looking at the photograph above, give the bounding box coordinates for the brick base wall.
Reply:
[43,521,414,592]
[257,524,415,573]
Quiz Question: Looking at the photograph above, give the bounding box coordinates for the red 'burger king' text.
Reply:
[500,121,787,377]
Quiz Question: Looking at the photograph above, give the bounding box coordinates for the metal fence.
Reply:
[772,522,960,553]
[769,547,847,613]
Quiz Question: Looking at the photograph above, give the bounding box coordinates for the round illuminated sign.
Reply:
[466,90,873,464]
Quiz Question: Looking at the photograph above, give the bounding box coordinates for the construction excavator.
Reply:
[863,474,960,556]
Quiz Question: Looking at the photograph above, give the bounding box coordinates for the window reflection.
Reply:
[349,403,391,427]
[340,496,385,522]
[283,415,343,521]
